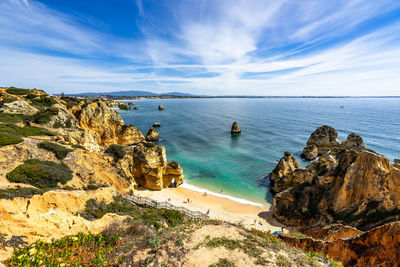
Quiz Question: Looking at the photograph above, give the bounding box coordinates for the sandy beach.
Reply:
[133,184,291,233]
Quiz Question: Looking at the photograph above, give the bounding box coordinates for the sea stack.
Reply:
[152,122,161,127]
[145,127,159,141]
[231,121,241,134]
[158,105,164,110]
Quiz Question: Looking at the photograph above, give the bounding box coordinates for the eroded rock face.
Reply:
[118,103,130,110]
[231,121,241,134]
[72,101,144,146]
[301,144,318,161]
[306,125,339,147]
[274,149,400,231]
[268,152,303,194]
[145,127,159,141]
[280,222,400,266]
[0,100,38,115]
[131,143,184,190]
[342,133,365,149]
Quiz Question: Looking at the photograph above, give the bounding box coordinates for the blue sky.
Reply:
[1,0,400,95]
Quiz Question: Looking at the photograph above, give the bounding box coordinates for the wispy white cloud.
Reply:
[0,0,399,95]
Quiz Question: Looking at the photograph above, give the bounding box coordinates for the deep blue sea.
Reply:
[118,98,400,205]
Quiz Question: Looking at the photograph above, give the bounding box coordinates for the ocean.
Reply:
[119,98,400,206]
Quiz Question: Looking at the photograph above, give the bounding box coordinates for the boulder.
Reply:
[145,127,159,141]
[0,100,38,115]
[231,121,241,134]
[342,133,365,149]
[301,144,318,161]
[268,152,300,183]
[133,106,138,110]
[127,102,134,106]
[152,122,161,127]
[158,105,164,110]
[394,158,400,165]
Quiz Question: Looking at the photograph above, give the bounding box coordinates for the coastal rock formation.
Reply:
[145,127,159,141]
[274,150,400,230]
[72,101,144,147]
[118,103,130,110]
[395,158,400,164]
[0,100,38,115]
[231,121,241,134]
[152,122,161,127]
[158,104,164,110]
[280,221,400,266]
[301,144,318,161]
[268,152,304,194]
[131,143,184,190]
[128,102,134,106]
[342,133,365,149]
[272,126,400,232]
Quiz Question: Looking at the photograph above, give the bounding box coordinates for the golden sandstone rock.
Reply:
[0,88,183,260]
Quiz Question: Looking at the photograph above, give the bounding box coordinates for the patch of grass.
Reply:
[1,97,18,104]
[0,124,56,137]
[80,196,187,229]
[30,108,59,124]
[4,232,123,266]
[24,93,39,100]
[53,121,63,128]
[83,184,108,190]
[0,113,29,123]
[209,258,236,267]
[6,159,73,188]
[0,187,46,199]
[37,141,72,160]
[6,87,30,95]
[0,131,23,147]
[105,144,125,159]
[288,232,308,239]
[277,254,291,267]
[72,144,86,150]
[30,95,57,107]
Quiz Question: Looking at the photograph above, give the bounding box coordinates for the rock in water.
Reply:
[152,122,161,127]
[145,127,159,141]
[231,121,241,134]
[158,105,164,110]
[118,103,130,110]
[301,125,339,160]
[394,158,400,165]
[133,106,138,110]
[342,133,365,149]
[127,102,134,106]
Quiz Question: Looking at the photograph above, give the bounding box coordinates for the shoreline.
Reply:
[134,183,290,233]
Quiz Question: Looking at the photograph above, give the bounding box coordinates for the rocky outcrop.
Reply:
[301,144,318,161]
[231,121,241,134]
[342,133,365,149]
[280,221,400,266]
[0,100,38,115]
[268,152,304,194]
[158,105,164,110]
[131,143,184,190]
[118,103,130,110]
[72,101,144,147]
[152,122,161,127]
[145,127,159,141]
[394,158,400,164]
[274,150,400,230]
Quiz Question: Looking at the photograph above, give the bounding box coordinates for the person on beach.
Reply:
[203,192,207,196]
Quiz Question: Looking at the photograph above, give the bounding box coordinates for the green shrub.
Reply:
[37,141,72,160]
[0,113,29,123]
[0,187,46,199]
[60,96,82,108]
[30,108,58,124]
[6,159,73,188]
[0,131,24,147]
[0,124,56,137]
[24,93,39,100]
[72,144,85,150]
[105,144,125,159]
[53,121,63,128]
[65,119,72,128]
[30,96,56,107]
[2,97,18,103]
[6,87,30,95]
[209,258,236,267]
[4,232,123,266]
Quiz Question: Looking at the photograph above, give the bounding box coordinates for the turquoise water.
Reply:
[119,98,400,205]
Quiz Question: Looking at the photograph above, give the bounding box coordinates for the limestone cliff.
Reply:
[71,101,144,147]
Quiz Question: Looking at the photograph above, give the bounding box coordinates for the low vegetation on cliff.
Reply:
[6,159,73,188]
